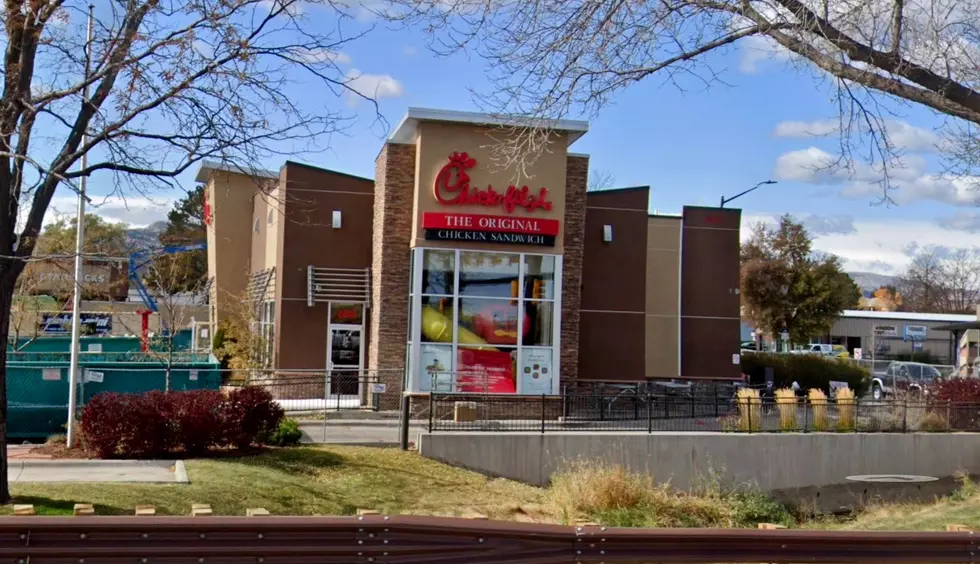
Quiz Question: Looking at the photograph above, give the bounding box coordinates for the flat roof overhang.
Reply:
[388,107,589,147]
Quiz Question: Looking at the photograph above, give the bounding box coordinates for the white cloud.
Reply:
[739,35,792,73]
[344,69,404,105]
[772,119,939,153]
[293,48,350,64]
[259,0,304,16]
[772,143,980,206]
[741,213,980,273]
[773,147,840,183]
[773,120,839,138]
[45,195,174,228]
[403,45,418,56]
[939,211,980,233]
[801,214,856,236]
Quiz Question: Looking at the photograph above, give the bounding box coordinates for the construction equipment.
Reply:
[128,242,206,350]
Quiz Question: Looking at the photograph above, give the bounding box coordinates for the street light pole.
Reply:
[66,4,95,449]
[720,180,778,208]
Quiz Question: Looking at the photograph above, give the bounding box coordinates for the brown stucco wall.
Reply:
[368,143,417,407]
[680,206,742,379]
[578,187,649,382]
[274,162,374,370]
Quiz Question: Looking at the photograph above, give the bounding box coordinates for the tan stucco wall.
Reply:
[207,170,268,325]
[411,122,570,254]
[645,216,682,378]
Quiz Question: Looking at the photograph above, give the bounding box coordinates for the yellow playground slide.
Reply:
[420,306,497,351]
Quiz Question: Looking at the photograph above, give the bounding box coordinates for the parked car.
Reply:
[791,344,837,357]
[831,345,850,359]
[870,361,942,400]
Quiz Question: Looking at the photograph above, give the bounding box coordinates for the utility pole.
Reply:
[67,5,95,449]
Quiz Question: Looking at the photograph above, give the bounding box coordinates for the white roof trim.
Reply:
[388,107,589,147]
[840,309,977,323]
[194,159,278,183]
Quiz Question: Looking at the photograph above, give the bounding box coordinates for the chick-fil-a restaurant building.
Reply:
[197,108,743,408]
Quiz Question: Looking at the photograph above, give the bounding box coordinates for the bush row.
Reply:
[81,387,284,458]
[740,353,870,396]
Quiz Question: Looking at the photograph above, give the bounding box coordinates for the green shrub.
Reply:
[268,418,303,447]
[741,353,870,396]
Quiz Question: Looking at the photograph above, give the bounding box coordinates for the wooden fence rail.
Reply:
[0,515,974,563]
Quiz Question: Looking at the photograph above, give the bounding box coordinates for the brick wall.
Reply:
[368,143,416,409]
[561,155,589,386]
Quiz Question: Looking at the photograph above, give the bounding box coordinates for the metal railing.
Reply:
[427,393,980,433]
[0,515,973,563]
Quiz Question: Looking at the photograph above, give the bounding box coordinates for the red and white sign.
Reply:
[434,152,553,214]
[456,349,516,394]
[423,212,560,236]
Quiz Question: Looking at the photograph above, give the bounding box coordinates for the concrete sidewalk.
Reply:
[8,459,189,484]
[297,420,423,445]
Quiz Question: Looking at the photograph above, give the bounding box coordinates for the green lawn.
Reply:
[3,446,549,518]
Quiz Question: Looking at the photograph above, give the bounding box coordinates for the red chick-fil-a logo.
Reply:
[433,152,553,214]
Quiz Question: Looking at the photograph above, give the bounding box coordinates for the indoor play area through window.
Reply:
[411,249,560,394]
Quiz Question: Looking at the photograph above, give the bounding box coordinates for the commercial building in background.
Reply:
[196,108,742,404]
[823,310,976,364]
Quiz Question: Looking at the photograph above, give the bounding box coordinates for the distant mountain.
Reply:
[848,271,899,297]
[125,221,167,251]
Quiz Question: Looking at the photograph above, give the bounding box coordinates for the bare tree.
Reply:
[0,0,380,501]
[384,0,980,201]
[137,253,209,391]
[587,168,616,192]
[898,246,980,313]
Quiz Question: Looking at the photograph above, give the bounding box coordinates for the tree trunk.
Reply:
[0,274,15,503]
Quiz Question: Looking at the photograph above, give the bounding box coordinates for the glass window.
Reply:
[523,301,554,346]
[457,346,517,393]
[458,297,520,346]
[421,249,455,295]
[420,296,455,343]
[409,249,560,395]
[524,255,556,300]
[519,347,553,394]
[419,343,454,392]
[459,252,520,298]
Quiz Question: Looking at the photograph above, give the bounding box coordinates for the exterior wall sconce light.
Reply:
[602,224,613,243]
[332,210,342,229]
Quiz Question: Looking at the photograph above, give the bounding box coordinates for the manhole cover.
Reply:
[846,474,938,483]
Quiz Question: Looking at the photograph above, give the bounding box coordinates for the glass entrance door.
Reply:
[327,326,362,396]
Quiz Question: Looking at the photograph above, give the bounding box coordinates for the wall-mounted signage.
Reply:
[434,152,553,214]
[873,324,898,338]
[39,312,112,335]
[422,212,559,247]
[904,324,928,341]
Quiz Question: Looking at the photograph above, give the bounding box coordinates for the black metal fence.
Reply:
[428,393,980,433]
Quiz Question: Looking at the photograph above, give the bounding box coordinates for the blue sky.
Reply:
[54,5,979,276]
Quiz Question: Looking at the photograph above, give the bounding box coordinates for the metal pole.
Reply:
[66,5,94,450]
[399,393,410,451]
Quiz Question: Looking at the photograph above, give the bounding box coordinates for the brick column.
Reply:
[560,155,589,389]
[368,143,416,409]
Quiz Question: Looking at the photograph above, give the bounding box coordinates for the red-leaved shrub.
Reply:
[223,387,284,449]
[928,378,980,430]
[81,387,283,457]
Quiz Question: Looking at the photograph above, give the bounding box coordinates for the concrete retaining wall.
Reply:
[417,432,980,492]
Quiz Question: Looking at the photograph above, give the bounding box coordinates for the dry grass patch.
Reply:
[546,459,791,528]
